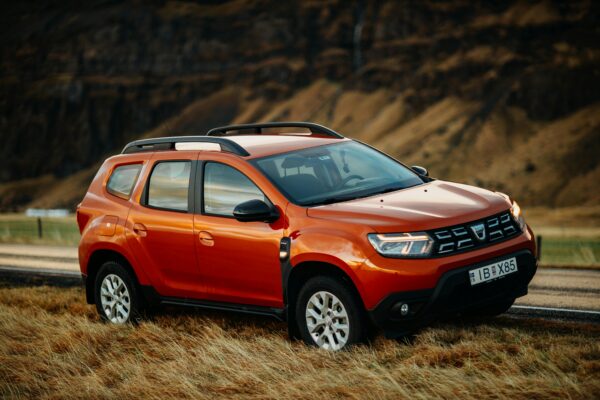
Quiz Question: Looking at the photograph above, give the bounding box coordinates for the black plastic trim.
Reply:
[83,274,93,304]
[122,136,250,156]
[279,237,292,304]
[206,121,344,139]
[140,284,284,319]
[194,160,205,216]
[369,249,537,337]
[151,293,285,321]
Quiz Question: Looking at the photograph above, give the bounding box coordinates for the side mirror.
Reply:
[411,165,429,177]
[233,199,278,223]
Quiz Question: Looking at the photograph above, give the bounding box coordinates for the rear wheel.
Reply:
[94,261,143,324]
[296,276,366,351]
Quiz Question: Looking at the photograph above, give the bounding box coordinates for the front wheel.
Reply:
[295,276,367,351]
[94,261,143,324]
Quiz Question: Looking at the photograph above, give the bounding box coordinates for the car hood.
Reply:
[306,180,511,232]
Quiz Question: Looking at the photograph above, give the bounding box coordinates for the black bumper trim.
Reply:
[368,250,537,338]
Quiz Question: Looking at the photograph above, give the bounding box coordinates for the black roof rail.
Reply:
[206,122,344,139]
[121,136,250,156]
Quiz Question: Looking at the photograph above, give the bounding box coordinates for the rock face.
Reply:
[0,0,599,210]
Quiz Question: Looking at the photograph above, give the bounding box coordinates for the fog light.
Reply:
[400,303,409,316]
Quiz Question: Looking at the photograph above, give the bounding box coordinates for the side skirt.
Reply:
[141,285,285,321]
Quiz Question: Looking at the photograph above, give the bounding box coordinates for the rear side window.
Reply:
[106,164,142,199]
[147,161,191,212]
[204,162,266,216]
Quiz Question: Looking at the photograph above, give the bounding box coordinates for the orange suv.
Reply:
[77,122,537,350]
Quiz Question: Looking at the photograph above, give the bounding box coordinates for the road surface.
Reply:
[1,243,599,322]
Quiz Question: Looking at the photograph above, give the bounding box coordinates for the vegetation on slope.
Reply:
[1,1,598,210]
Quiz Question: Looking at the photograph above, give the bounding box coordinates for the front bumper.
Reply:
[368,249,537,338]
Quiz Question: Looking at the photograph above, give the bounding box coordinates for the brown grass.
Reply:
[0,284,599,399]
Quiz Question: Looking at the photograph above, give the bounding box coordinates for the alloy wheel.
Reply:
[100,274,131,323]
[305,290,350,350]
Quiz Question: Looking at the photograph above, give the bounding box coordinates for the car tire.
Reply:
[94,261,144,324]
[468,298,515,318]
[295,276,366,351]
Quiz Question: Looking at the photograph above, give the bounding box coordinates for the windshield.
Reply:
[251,141,424,206]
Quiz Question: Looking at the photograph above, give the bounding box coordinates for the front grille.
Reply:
[429,211,520,256]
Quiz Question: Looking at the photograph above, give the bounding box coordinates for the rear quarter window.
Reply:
[106,164,142,199]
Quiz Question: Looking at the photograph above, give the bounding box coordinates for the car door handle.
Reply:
[198,231,214,247]
[132,223,148,237]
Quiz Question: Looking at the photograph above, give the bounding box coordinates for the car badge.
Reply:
[470,223,486,241]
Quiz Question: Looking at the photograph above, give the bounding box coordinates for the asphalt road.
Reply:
[1,243,599,323]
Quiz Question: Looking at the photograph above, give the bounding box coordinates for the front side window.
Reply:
[204,162,266,216]
[106,164,142,199]
[147,161,191,211]
[252,141,423,206]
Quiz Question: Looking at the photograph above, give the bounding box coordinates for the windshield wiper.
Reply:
[303,184,415,207]
[366,185,406,197]
[302,195,362,207]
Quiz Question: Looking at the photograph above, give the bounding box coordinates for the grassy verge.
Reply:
[538,236,600,266]
[0,214,79,246]
[0,283,599,399]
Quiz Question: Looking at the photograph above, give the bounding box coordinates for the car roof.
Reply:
[120,123,351,159]
[120,134,351,159]
[227,135,351,159]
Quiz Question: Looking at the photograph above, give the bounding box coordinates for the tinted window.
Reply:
[147,161,191,211]
[106,164,142,199]
[204,163,266,216]
[252,141,423,206]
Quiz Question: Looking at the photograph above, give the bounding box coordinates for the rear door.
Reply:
[126,151,205,298]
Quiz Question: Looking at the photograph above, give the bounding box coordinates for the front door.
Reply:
[194,160,284,308]
[127,151,204,298]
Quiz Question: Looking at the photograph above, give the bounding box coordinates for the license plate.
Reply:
[469,257,518,286]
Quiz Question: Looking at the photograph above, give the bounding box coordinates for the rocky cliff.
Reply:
[1,0,599,210]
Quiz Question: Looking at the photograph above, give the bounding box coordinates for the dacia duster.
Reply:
[77,122,537,350]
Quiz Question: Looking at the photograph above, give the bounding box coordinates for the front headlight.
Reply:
[367,232,434,258]
[510,200,526,231]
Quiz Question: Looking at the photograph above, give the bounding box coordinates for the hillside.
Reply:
[1,0,599,210]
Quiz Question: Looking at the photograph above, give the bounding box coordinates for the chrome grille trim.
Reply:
[435,231,452,240]
[452,227,468,236]
[429,211,521,257]
[438,243,455,253]
[457,239,474,248]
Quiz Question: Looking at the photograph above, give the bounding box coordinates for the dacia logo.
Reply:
[470,223,486,241]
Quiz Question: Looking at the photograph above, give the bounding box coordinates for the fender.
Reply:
[82,235,151,285]
[290,252,368,299]
[286,225,372,302]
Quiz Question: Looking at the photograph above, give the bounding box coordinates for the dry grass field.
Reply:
[0,283,598,399]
